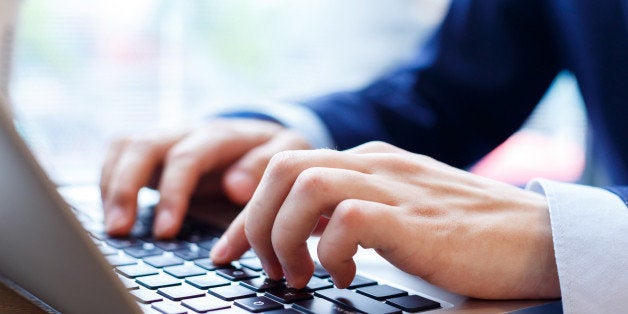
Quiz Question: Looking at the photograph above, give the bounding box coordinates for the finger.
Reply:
[153,129,273,238]
[317,199,399,288]
[223,130,310,205]
[209,210,251,264]
[244,149,369,281]
[270,167,394,288]
[103,136,179,236]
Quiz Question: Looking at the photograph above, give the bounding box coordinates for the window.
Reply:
[10,0,586,186]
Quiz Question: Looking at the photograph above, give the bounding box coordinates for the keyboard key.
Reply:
[163,264,206,279]
[194,258,233,271]
[292,297,357,314]
[239,277,285,292]
[239,258,263,271]
[315,288,401,314]
[304,276,333,292]
[185,274,231,289]
[143,255,184,268]
[180,233,211,244]
[157,284,205,301]
[356,284,408,301]
[137,274,181,290]
[106,238,144,249]
[124,244,164,259]
[196,238,219,251]
[181,295,230,312]
[265,287,313,303]
[117,264,159,278]
[234,296,283,313]
[118,274,139,290]
[208,285,256,301]
[151,301,188,314]
[153,240,190,251]
[216,268,260,281]
[313,263,331,278]
[106,255,137,267]
[173,247,210,261]
[99,245,118,256]
[346,275,378,289]
[131,289,163,304]
[385,295,441,312]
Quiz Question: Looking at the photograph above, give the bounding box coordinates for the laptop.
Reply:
[0,94,560,313]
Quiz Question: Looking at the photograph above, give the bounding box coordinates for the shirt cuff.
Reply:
[526,179,628,313]
[208,102,335,149]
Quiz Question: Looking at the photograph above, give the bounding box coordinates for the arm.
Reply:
[302,0,561,167]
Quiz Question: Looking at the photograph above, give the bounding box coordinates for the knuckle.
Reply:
[115,134,164,158]
[293,167,329,195]
[361,141,397,152]
[405,153,436,173]
[127,134,159,148]
[384,153,415,168]
[333,200,366,227]
[266,150,301,176]
[165,145,199,166]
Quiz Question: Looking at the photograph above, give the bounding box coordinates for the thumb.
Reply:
[210,210,250,264]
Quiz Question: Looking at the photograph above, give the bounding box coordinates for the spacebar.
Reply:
[315,288,401,314]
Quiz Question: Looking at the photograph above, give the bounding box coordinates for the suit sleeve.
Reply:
[605,186,628,206]
[302,0,561,167]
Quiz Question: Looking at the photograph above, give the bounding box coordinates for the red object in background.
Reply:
[471,131,585,186]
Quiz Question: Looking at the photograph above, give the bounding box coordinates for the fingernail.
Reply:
[105,206,127,234]
[210,236,229,261]
[153,209,174,238]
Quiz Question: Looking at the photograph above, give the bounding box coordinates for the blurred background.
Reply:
[8,0,587,186]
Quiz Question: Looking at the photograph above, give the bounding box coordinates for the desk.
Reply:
[0,281,46,313]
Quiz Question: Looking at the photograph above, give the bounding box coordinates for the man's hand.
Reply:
[100,119,310,239]
[210,141,560,299]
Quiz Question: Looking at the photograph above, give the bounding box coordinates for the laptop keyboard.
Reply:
[71,200,441,314]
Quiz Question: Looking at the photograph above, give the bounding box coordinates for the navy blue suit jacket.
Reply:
[300,0,628,203]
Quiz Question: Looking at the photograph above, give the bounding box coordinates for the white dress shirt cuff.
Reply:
[526,179,628,314]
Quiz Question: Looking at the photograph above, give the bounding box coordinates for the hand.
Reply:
[210,141,560,299]
[100,119,310,239]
